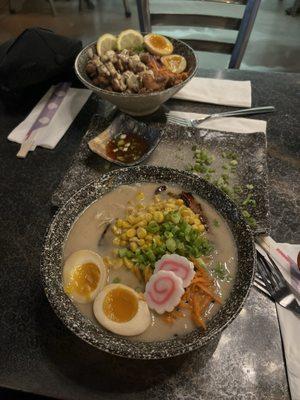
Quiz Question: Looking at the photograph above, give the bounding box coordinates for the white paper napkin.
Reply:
[169,110,266,133]
[173,77,252,107]
[257,238,300,400]
[8,85,91,150]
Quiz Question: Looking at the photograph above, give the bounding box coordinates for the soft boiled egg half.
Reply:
[63,250,107,304]
[93,284,151,336]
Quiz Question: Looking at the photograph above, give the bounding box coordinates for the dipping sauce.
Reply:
[106,133,149,163]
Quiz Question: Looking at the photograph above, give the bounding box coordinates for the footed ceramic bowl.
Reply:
[41,166,255,359]
[75,37,197,116]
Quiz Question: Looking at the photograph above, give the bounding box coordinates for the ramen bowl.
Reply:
[41,166,255,359]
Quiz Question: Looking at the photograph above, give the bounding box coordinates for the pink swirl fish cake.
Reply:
[145,270,184,314]
[154,254,195,288]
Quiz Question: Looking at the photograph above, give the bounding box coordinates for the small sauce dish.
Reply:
[88,113,163,166]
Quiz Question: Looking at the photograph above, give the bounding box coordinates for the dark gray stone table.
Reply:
[0,69,299,400]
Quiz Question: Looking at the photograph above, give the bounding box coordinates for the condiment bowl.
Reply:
[88,113,163,166]
[41,166,255,359]
[75,37,197,116]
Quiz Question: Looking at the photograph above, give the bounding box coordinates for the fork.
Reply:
[166,106,275,128]
[256,251,300,315]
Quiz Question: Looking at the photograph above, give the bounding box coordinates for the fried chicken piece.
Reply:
[112,74,127,92]
[85,61,97,78]
[142,73,162,91]
[92,75,110,87]
[106,61,118,77]
[87,48,94,60]
[123,71,140,92]
[101,50,118,63]
[91,54,101,66]
[139,52,151,65]
[97,63,110,77]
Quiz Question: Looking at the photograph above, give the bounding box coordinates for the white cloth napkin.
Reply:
[257,238,300,400]
[8,85,91,150]
[169,110,267,133]
[173,77,252,107]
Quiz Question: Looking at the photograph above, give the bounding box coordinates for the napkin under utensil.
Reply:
[7,84,91,154]
[257,238,300,400]
[174,77,252,107]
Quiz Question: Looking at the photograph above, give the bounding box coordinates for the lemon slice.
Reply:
[117,29,144,51]
[96,33,117,56]
[161,54,187,73]
[144,33,173,56]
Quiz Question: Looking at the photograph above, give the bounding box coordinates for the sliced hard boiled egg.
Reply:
[144,33,173,56]
[63,250,107,304]
[161,54,187,74]
[93,284,151,336]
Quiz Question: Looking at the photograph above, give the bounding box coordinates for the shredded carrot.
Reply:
[161,260,222,330]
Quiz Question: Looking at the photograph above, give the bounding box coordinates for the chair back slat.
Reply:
[183,39,234,54]
[151,14,241,30]
[136,0,261,68]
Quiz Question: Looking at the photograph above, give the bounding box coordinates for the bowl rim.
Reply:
[74,36,198,98]
[41,166,255,359]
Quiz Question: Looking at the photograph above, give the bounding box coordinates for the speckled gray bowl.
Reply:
[75,37,197,116]
[41,166,255,359]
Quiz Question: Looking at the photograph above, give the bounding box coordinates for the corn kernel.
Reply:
[145,234,153,242]
[153,211,164,223]
[144,213,152,222]
[137,227,147,239]
[103,256,112,267]
[154,195,161,203]
[122,221,131,229]
[148,206,155,213]
[121,233,127,240]
[136,220,147,227]
[198,224,205,232]
[130,242,138,252]
[112,225,121,235]
[137,204,145,210]
[124,257,134,269]
[116,219,123,228]
[113,258,123,269]
[129,236,139,242]
[181,209,190,217]
[142,244,149,250]
[127,215,136,224]
[176,199,184,206]
[120,240,127,246]
[126,228,136,238]
[144,266,153,282]
[137,239,145,246]
[113,237,121,246]
[136,192,145,201]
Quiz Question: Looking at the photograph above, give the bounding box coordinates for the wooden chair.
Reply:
[136,0,261,68]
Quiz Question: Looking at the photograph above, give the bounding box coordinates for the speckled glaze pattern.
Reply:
[42,166,255,359]
[75,38,197,116]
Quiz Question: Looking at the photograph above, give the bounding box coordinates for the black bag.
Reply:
[0,27,82,104]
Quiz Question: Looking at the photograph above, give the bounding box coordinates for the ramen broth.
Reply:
[63,183,237,341]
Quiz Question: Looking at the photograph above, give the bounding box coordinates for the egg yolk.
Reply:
[103,288,138,323]
[65,263,100,298]
[149,34,169,50]
[165,56,181,68]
